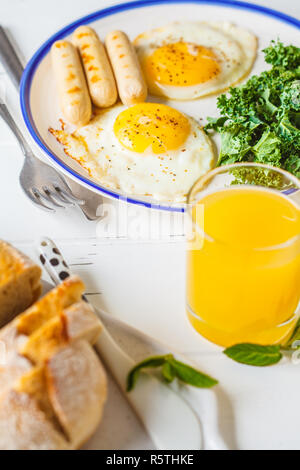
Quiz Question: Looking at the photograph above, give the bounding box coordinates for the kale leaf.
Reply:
[205,41,300,179]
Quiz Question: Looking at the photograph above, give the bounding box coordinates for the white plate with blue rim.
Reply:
[20,0,300,213]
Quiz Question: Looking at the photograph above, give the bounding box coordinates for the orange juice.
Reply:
[187,187,300,347]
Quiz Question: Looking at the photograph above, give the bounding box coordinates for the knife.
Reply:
[37,236,203,450]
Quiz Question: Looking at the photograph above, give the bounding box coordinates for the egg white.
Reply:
[50,104,215,202]
[134,21,257,100]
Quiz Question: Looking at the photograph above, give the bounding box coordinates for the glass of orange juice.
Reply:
[186,163,300,347]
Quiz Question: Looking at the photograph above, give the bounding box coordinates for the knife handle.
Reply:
[37,237,73,285]
[0,26,23,89]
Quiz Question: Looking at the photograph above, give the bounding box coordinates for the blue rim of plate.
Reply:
[20,0,300,212]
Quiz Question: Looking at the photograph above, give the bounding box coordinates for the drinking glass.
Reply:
[186,163,300,347]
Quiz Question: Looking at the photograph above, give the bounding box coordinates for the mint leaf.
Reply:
[285,319,300,349]
[224,343,282,366]
[127,354,218,391]
[127,355,170,392]
[162,362,176,383]
[169,358,218,388]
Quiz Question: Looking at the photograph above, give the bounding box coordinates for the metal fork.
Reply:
[0,100,85,210]
[0,26,84,212]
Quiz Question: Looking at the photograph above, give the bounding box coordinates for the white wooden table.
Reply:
[0,0,300,450]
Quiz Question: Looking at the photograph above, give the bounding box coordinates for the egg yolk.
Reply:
[113,103,190,154]
[144,42,220,87]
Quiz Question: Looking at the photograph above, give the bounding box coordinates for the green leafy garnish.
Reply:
[223,317,300,366]
[230,166,289,189]
[223,343,283,366]
[205,40,300,182]
[284,318,300,349]
[127,354,218,392]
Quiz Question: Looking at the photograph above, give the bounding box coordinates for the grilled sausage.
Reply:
[51,40,92,126]
[105,30,147,106]
[72,26,117,108]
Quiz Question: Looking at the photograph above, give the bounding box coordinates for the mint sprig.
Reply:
[128,319,300,386]
[223,318,300,367]
[284,319,300,349]
[223,343,282,367]
[127,354,218,392]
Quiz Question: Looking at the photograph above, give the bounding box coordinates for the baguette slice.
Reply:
[16,275,84,335]
[46,340,107,449]
[0,390,69,450]
[20,316,68,365]
[14,366,58,424]
[0,277,85,399]
[0,241,42,327]
[19,300,102,364]
[0,275,106,450]
[0,323,32,401]
[64,301,102,344]
[0,354,32,403]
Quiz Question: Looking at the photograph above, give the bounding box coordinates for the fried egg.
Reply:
[50,102,214,202]
[134,21,257,100]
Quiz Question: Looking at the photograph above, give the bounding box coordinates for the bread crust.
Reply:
[16,275,84,335]
[63,301,102,344]
[0,390,70,450]
[46,340,107,449]
[0,275,106,450]
[0,241,42,327]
